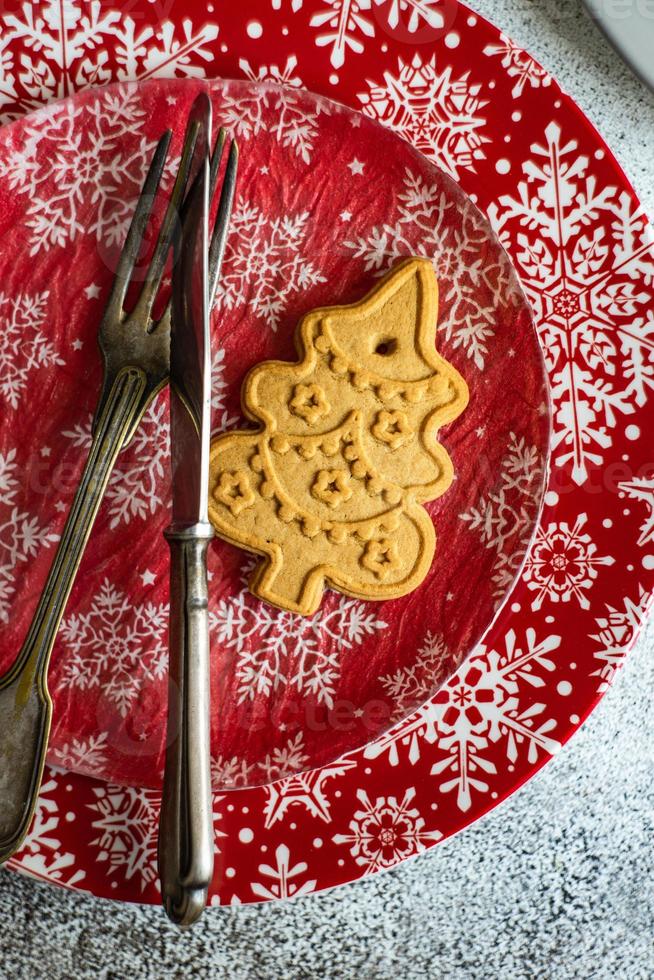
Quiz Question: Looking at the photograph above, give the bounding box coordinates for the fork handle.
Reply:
[158,523,214,928]
[0,367,147,864]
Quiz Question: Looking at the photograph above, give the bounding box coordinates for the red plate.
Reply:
[2,1,653,905]
[0,77,547,790]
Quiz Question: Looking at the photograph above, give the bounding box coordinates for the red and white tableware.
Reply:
[0,1,652,906]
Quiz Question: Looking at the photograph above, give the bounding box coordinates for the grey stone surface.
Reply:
[0,3,653,978]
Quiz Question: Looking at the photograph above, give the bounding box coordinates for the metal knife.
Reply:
[157,92,216,929]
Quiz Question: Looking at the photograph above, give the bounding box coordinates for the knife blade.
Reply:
[158,91,214,929]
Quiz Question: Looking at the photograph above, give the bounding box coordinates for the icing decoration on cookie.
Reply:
[208,258,469,616]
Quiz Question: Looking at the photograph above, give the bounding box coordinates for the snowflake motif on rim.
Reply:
[0,448,59,624]
[617,477,654,547]
[380,0,446,34]
[250,843,317,901]
[214,202,327,332]
[332,787,441,871]
[301,0,447,69]
[238,54,303,87]
[263,757,358,826]
[460,431,545,598]
[89,782,226,891]
[0,1,219,119]
[0,86,162,254]
[309,0,375,70]
[524,513,615,611]
[429,629,561,811]
[0,291,62,408]
[379,630,452,721]
[590,585,650,691]
[222,63,331,165]
[483,33,553,99]
[210,573,387,710]
[59,578,168,718]
[367,627,562,812]
[488,121,654,485]
[89,783,161,890]
[357,53,489,179]
[8,773,86,890]
[346,168,518,369]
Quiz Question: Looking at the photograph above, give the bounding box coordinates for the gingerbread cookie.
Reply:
[208,258,469,616]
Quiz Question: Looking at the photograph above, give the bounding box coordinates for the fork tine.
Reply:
[156,128,237,331]
[134,114,202,320]
[208,138,238,308]
[208,127,226,200]
[106,130,171,315]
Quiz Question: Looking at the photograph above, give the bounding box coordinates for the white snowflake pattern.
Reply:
[0,291,61,409]
[210,347,240,432]
[90,781,226,891]
[62,346,230,527]
[617,477,654,546]
[346,168,518,369]
[7,773,86,890]
[215,202,327,332]
[488,121,654,485]
[63,399,168,530]
[210,581,386,708]
[366,627,562,812]
[250,843,317,901]
[211,754,254,790]
[0,450,18,505]
[259,732,310,784]
[0,449,59,623]
[460,432,545,598]
[309,0,375,70]
[0,2,219,119]
[103,399,169,529]
[0,86,162,254]
[483,33,553,99]
[49,731,109,773]
[89,783,161,890]
[59,579,168,717]
[379,630,452,721]
[221,62,330,164]
[357,52,489,179]
[332,787,441,872]
[380,0,445,34]
[524,513,615,612]
[212,732,314,790]
[263,757,358,826]
[302,0,447,69]
[590,585,651,690]
[238,54,303,88]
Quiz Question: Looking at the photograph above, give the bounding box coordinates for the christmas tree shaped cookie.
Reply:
[209,258,469,616]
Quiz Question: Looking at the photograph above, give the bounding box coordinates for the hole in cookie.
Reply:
[374,338,397,356]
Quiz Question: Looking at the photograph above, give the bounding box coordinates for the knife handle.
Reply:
[0,367,146,865]
[158,522,214,928]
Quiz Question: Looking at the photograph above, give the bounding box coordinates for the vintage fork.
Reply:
[0,115,233,865]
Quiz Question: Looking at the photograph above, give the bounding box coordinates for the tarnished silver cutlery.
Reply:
[158,92,237,928]
[0,93,238,924]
